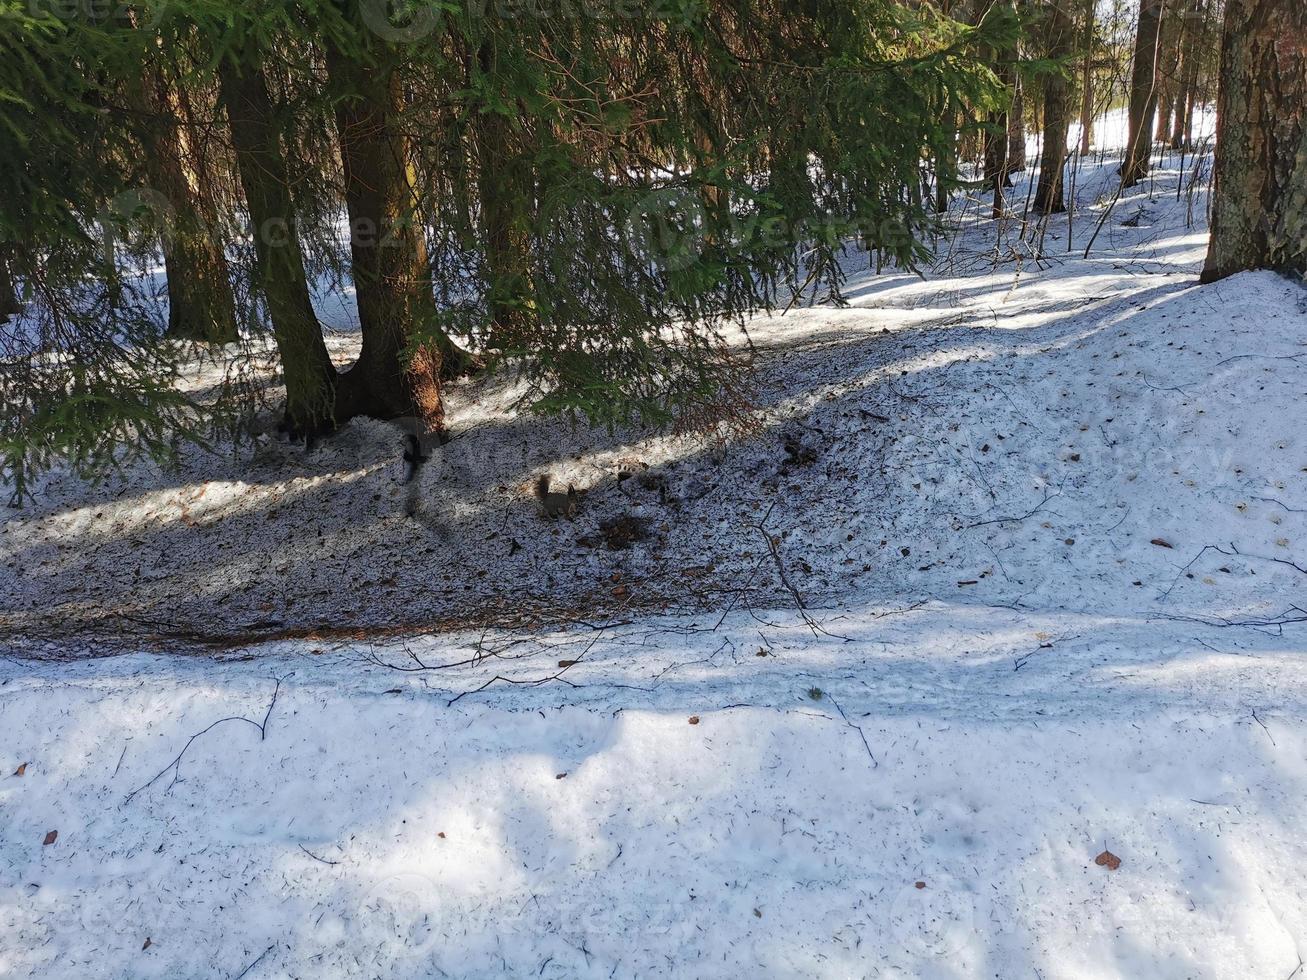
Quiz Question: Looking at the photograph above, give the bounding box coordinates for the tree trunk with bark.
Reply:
[984,113,1010,217]
[0,247,20,320]
[140,66,239,344]
[1078,0,1095,154]
[1007,76,1027,174]
[474,37,536,353]
[984,48,1016,218]
[1200,0,1307,282]
[1034,0,1075,214]
[935,111,959,213]
[1154,5,1184,141]
[324,16,445,432]
[1122,0,1167,187]
[218,45,340,434]
[1171,0,1205,147]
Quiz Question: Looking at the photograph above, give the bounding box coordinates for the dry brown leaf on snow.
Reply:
[1094,850,1121,871]
[13,762,26,776]
[43,830,58,846]
[1150,538,1174,549]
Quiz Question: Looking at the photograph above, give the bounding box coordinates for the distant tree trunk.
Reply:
[218,45,339,434]
[1078,0,1095,154]
[1171,0,1205,147]
[0,247,20,319]
[1034,0,1075,214]
[935,111,959,213]
[1155,90,1174,143]
[1153,6,1184,142]
[1007,76,1027,174]
[1200,0,1307,282]
[140,66,239,344]
[324,12,445,431]
[984,113,1010,217]
[474,36,535,352]
[1122,0,1167,187]
[1168,61,1189,146]
[984,49,1015,217]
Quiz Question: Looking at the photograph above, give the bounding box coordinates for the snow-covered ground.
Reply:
[5,607,1307,978]
[4,113,1307,977]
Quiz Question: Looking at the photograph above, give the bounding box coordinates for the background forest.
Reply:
[2,0,1298,502]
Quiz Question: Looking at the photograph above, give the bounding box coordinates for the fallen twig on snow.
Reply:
[962,488,1060,530]
[1251,709,1276,748]
[749,503,851,641]
[298,844,340,866]
[232,944,276,980]
[124,677,285,804]
[826,694,878,769]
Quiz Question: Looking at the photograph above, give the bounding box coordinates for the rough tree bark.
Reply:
[324,12,445,432]
[1200,0,1307,282]
[1034,0,1075,214]
[1122,0,1167,186]
[218,44,340,434]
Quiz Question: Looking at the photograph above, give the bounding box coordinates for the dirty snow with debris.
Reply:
[3,112,1307,978]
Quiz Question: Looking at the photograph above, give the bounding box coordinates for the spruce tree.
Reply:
[2,0,1012,492]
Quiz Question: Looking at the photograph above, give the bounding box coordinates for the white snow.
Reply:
[3,119,1306,978]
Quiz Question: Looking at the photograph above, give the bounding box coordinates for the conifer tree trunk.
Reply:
[1169,59,1189,147]
[218,46,339,434]
[1200,0,1307,282]
[984,48,1015,218]
[324,12,444,431]
[474,36,535,350]
[935,111,959,213]
[1153,7,1183,142]
[1156,89,1174,144]
[1034,0,1074,214]
[1079,0,1095,154]
[984,112,1010,218]
[140,66,239,344]
[1007,77,1027,174]
[0,247,20,320]
[1171,0,1204,148]
[1122,0,1167,187]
